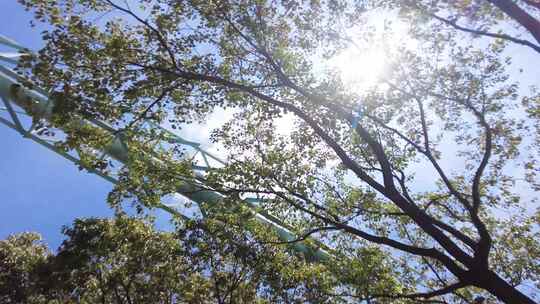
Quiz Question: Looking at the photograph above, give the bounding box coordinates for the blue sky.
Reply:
[0,2,194,250]
[0,2,116,250]
[0,2,179,251]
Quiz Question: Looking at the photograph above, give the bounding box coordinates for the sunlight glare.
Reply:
[328,11,414,93]
[332,48,389,90]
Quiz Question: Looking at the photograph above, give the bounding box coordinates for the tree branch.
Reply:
[261,226,339,245]
[124,85,175,131]
[271,190,467,278]
[126,62,388,196]
[220,13,403,197]
[382,82,474,211]
[485,0,540,44]
[430,12,540,54]
[521,0,540,10]
[408,85,494,263]
[104,0,179,67]
[370,281,467,302]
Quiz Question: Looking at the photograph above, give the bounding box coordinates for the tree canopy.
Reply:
[11,0,540,303]
[3,216,374,303]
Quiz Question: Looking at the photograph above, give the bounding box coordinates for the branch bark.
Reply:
[486,0,540,44]
[370,281,466,302]
[430,13,540,54]
[521,0,540,10]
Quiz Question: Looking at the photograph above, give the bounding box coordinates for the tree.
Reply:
[2,216,373,303]
[15,0,540,303]
[0,232,50,303]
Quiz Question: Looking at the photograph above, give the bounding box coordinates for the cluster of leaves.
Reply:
[1,216,401,303]
[11,0,540,303]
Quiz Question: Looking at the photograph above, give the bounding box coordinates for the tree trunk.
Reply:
[487,0,540,44]
[476,271,536,304]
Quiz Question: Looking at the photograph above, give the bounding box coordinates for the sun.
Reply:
[327,11,414,93]
[332,47,389,90]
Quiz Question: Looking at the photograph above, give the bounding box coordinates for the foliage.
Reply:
[12,0,540,303]
[2,216,385,303]
[0,232,50,303]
